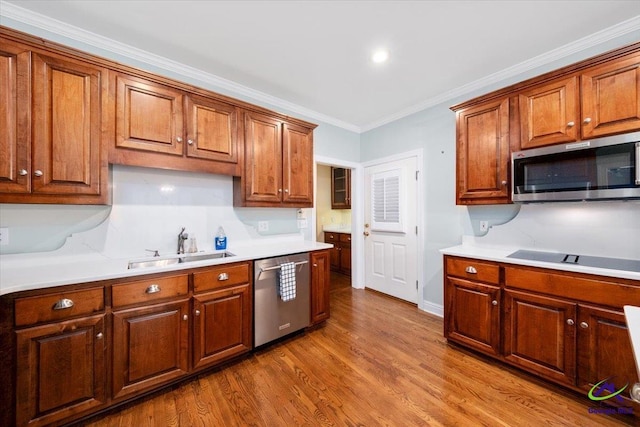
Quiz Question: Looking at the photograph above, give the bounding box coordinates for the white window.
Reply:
[371,168,405,233]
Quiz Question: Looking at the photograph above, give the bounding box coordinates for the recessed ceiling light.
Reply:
[372,49,389,64]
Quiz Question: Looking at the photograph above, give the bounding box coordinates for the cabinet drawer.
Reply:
[446,257,500,284]
[193,262,251,293]
[15,287,104,327]
[324,233,339,243]
[339,233,352,244]
[112,275,188,308]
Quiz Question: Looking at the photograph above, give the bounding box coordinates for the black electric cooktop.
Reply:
[507,250,640,273]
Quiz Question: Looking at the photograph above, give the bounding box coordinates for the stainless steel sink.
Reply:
[128,252,235,269]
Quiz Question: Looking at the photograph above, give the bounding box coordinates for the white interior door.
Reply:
[364,156,418,303]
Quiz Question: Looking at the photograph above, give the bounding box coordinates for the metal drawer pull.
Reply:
[260,260,308,272]
[145,284,161,294]
[52,298,74,310]
[567,319,575,326]
[218,273,229,281]
[465,266,477,274]
[580,322,589,329]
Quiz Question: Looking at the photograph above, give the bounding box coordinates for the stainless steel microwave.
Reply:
[512,132,640,202]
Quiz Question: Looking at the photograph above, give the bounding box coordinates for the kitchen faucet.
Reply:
[177,227,188,254]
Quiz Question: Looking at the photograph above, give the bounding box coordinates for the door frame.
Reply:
[314,156,364,290]
[362,149,425,310]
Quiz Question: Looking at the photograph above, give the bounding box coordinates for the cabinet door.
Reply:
[339,241,352,276]
[185,95,238,163]
[519,76,579,148]
[504,290,576,386]
[581,52,640,138]
[193,284,252,370]
[112,299,189,400]
[243,111,282,203]
[115,74,184,155]
[310,250,331,325]
[577,305,639,408]
[445,277,501,356]
[331,167,351,209]
[15,315,106,427]
[31,52,104,196]
[0,42,29,194]
[282,122,313,205]
[456,98,510,205]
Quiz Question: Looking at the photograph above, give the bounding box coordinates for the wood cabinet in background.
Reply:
[455,98,511,205]
[234,111,315,207]
[0,39,109,204]
[310,249,331,325]
[331,167,351,209]
[324,232,351,276]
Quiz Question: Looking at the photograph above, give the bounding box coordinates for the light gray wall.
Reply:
[360,30,640,308]
[0,18,361,254]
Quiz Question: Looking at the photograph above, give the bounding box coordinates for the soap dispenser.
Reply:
[215,226,227,250]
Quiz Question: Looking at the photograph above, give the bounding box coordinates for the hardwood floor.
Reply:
[83,272,636,426]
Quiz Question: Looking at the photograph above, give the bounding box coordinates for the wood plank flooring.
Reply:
[82,273,637,426]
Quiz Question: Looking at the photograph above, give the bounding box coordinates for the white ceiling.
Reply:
[2,1,640,132]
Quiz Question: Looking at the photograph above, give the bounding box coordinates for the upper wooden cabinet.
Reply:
[519,76,579,149]
[331,167,351,209]
[234,111,315,207]
[581,52,640,139]
[0,40,109,204]
[455,98,511,205]
[110,73,240,175]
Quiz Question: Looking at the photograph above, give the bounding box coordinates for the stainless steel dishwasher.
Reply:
[254,253,310,347]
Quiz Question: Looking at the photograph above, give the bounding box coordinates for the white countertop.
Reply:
[0,240,333,296]
[440,244,640,282]
[322,225,351,234]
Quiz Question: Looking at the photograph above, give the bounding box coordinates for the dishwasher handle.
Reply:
[260,260,308,273]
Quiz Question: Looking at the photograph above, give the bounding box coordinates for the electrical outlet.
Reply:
[297,219,308,229]
[0,227,8,246]
[479,221,489,232]
[258,221,269,232]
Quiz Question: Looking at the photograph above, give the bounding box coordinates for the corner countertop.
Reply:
[0,240,333,296]
[440,244,640,282]
[322,225,351,234]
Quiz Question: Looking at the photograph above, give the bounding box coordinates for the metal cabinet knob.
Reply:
[631,383,640,403]
[195,310,201,316]
[284,189,289,193]
[145,284,161,294]
[188,139,194,145]
[19,169,28,176]
[465,266,477,274]
[52,298,74,310]
[176,137,183,142]
[583,117,592,124]
[218,273,229,281]
[96,332,104,339]
[567,121,575,127]
[501,180,507,186]
[278,189,283,193]
[579,321,589,329]
[183,314,188,321]
[567,319,575,326]
[491,300,498,306]
[313,263,318,267]
[34,170,43,177]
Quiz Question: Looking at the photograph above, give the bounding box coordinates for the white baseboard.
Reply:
[421,300,443,318]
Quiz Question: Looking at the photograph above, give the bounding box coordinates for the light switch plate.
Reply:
[297,219,308,229]
[0,227,8,246]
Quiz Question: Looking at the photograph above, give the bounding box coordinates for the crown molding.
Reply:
[2,1,638,135]
[360,15,640,133]
[0,1,361,133]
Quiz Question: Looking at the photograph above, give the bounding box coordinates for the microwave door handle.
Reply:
[636,143,640,185]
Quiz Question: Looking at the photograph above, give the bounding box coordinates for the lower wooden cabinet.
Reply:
[444,255,640,409]
[193,284,252,369]
[111,299,190,400]
[324,232,351,276]
[310,250,331,325]
[15,314,106,427]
